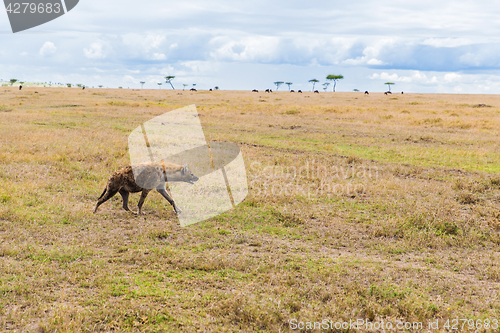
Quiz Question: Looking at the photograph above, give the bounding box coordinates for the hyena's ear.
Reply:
[182,164,188,175]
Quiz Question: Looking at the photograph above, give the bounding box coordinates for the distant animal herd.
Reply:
[247,89,403,95]
[181,88,403,94]
[12,84,404,95]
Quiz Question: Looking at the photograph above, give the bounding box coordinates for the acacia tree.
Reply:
[98,85,103,88]
[309,79,319,91]
[182,84,188,91]
[326,74,343,92]
[140,81,145,89]
[322,82,330,91]
[67,83,72,88]
[157,83,162,89]
[165,76,175,89]
[385,82,395,92]
[274,81,284,91]
[10,79,17,86]
[285,82,293,91]
[353,89,360,92]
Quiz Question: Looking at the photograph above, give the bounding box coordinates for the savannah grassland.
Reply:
[0,86,500,333]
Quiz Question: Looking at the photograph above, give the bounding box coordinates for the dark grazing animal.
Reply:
[297,90,302,93]
[314,90,319,93]
[93,162,199,215]
[252,89,258,92]
[364,91,369,95]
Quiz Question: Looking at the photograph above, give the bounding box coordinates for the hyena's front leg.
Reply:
[137,189,151,215]
[157,188,181,214]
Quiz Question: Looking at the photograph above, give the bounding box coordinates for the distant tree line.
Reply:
[273,75,345,92]
[2,73,397,92]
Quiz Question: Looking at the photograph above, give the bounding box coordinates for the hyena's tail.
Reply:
[97,187,107,200]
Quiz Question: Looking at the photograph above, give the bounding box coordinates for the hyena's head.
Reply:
[178,164,199,184]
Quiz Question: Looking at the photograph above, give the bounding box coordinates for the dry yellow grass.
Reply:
[0,87,500,332]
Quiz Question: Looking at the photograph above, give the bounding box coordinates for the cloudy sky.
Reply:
[1,0,500,92]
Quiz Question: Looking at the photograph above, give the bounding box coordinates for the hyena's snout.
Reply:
[180,164,199,184]
[186,174,199,184]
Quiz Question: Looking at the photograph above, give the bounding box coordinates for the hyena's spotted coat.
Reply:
[93,162,199,215]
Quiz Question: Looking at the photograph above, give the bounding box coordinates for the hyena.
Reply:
[93,162,199,215]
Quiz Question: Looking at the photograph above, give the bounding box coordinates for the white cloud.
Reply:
[123,75,138,84]
[369,72,399,81]
[39,42,57,57]
[369,71,435,84]
[344,57,385,66]
[84,42,107,59]
[421,38,476,48]
[178,60,220,74]
[369,70,470,89]
[150,53,167,60]
[209,36,281,62]
[341,39,399,66]
[366,58,384,65]
[444,73,461,82]
[121,34,166,50]
[458,53,480,67]
[159,66,177,76]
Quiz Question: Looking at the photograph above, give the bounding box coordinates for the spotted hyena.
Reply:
[93,162,199,215]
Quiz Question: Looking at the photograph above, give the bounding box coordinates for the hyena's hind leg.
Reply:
[93,183,121,213]
[157,188,181,214]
